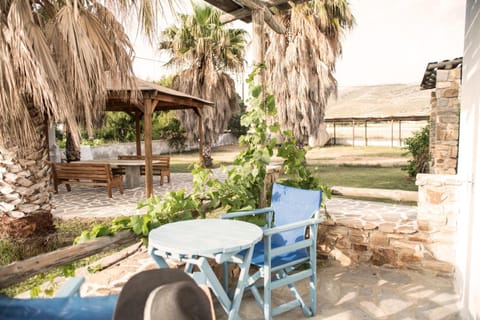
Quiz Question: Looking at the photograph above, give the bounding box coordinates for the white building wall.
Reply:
[456,1,480,318]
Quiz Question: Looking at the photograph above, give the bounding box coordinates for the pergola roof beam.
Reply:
[229,0,286,33]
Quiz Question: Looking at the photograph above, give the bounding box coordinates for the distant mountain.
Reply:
[325,83,432,119]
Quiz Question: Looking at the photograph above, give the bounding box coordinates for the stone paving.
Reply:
[73,246,460,320]
[50,171,460,319]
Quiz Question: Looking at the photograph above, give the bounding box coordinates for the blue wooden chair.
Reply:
[221,183,323,319]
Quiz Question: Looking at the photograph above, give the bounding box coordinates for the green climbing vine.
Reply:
[76,65,331,244]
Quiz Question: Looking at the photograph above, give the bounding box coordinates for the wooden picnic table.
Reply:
[79,159,160,189]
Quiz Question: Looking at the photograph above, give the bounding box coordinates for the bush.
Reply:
[158,118,187,152]
[228,99,248,137]
[404,125,430,177]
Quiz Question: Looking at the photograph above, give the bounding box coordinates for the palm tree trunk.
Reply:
[66,125,81,162]
[0,103,56,241]
[202,144,213,168]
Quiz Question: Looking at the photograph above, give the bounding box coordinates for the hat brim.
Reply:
[113,269,210,320]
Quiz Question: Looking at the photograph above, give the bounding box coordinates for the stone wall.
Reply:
[317,174,462,275]
[57,133,238,160]
[429,68,461,174]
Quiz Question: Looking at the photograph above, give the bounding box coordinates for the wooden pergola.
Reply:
[107,78,213,197]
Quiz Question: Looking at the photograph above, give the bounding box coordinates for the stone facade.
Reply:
[317,174,462,275]
[429,68,461,174]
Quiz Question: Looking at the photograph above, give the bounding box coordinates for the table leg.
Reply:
[228,246,254,320]
[123,166,141,188]
[148,247,169,268]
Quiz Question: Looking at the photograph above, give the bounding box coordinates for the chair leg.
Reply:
[118,183,124,195]
[107,186,113,198]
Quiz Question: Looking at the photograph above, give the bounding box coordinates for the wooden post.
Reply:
[398,120,402,147]
[333,122,337,145]
[364,121,368,146]
[391,119,394,147]
[351,121,354,147]
[143,98,157,198]
[135,111,142,156]
[252,9,265,85]
[195,108,205,167]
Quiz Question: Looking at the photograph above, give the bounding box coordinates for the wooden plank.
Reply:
[331,186,418,203]
[0,231,137,288]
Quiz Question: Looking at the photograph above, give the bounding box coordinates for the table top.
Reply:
[79,159,160,166]
[149,219,263,256]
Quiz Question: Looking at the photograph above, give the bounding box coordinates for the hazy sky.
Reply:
[130,0,466,87]
[335,0,466,87]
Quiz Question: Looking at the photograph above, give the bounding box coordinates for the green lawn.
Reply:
[309,164,417,191]
[169,145,416,191]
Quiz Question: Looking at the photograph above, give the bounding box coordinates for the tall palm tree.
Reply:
[265,0,354,147]
[0,0,164,241]
[159,3,247,166]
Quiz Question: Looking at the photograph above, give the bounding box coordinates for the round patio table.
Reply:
[149,219,263,320]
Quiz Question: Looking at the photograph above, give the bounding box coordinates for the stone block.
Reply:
[408,232,431,243]
[339,218,364,230]
[350,229,366,237]
[398,248,423,262]
[379,223,396,233]
[336,238,351,249]
[426,188,446,204]
[370,248,396,266]
[425,243,455,264]
[429,231,456,244]
[370,232,389,247]
[436,70,449,82]
[395,225,417,234]
[422,259,454,274]
[350,234,368,245]
[448,68,462,80]
[329,226,350,237]
[330,248,352,266]
[391,239,422,252]
[353,244,368,252]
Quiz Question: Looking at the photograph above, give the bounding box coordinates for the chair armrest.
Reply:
[220,207,273,219]
[263,217,324,236]
[55,277,85,297]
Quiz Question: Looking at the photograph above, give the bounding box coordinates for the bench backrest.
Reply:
[118,155,169,168]
[53,163,113,181]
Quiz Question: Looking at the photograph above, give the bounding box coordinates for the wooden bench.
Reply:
[118,155,171,185]
[52,163,124,198]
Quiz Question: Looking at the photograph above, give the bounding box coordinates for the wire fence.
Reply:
[325,116,429,147]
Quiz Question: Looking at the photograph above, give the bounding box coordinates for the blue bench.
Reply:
[0,278,118,320]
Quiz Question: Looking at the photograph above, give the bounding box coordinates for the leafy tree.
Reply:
[159,3,247,166]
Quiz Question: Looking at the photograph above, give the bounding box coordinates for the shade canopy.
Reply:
[106,78,213,197]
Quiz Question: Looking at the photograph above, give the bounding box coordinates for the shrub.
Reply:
[159,118,187,152]
[404,125,430,177]
[228,98,248,137]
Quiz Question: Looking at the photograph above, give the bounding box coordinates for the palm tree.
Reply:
[265,0,354,147]
[159,3,247,167]
[0,0,163,242]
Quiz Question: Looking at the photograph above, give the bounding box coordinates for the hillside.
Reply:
[325,83,432,119]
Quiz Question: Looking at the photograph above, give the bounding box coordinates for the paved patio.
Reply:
[50,171,461,319]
